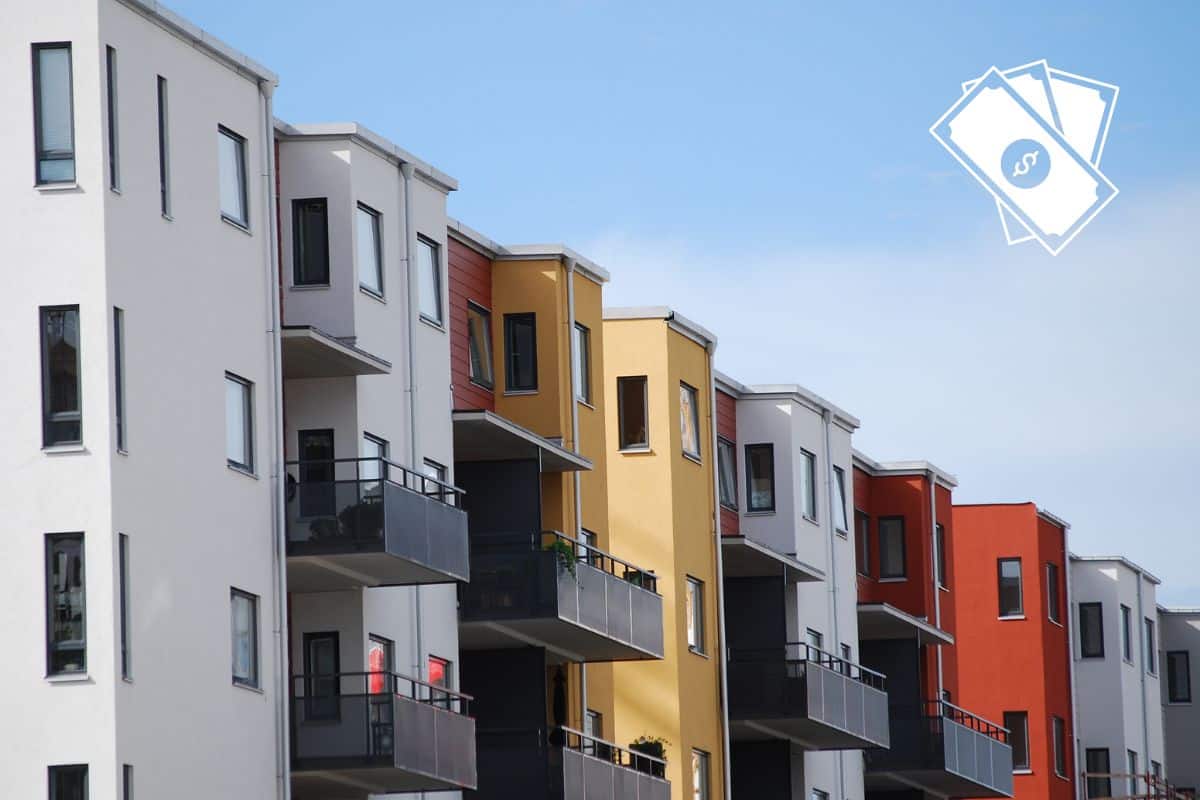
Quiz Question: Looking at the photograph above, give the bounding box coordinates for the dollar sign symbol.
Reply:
[1012,150,1039,178]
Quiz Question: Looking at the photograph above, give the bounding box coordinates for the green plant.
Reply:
[546,537,578,579]
[629,736,669,777]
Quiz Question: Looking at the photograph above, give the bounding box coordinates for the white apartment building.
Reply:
[1070,556,1166,799]
[1157,607,1199,795]
[717,373,884,800]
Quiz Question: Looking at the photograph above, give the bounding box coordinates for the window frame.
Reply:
[744,443,776,513]
[679,381,701,461]
[1003,711,1029,770]
[1052,715,1067,777]
[114,307,126,452]
[799,448,817,521]
[49,764,88,800]
[123,764,132,800]
[1085,748,1111,799]
[691,749,711,800]
[1167,650,1192,703]
[291,197,330,287]
[41,305,83,448]
[997,557,1024,618]
[45,531,87,676]
[106,45,119,191]
[878,516,907,579]
[416,234,443,326]
[617,375,649,451]
[1046,562,1062,624]
[1121,604,1133,662]
[119,533,130,680]
[503,312,538,392]
[1080,602,1105,659]
[157,75,170,217]
[573,322,592,404]
[217,125,249,229]
[686,576,705,655]
[855,511,871,577]
[224,373,255,473]
[1144,617,1157,675]
[230,587,260,689]
[832,465,849,535]
[935,522,948,588]
[355,202,383,297]
[32,43,76,185]
[716,437,737,510]
[466,302,494,389]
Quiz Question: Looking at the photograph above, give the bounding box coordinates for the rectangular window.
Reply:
[367,634,393,694]
[1003,711,1029,769]
[225,373,254,472]
[680,382,701,459]
[1080,602,1105,658]
[1085,748,1111,799]
[691,750,710,800]
[417,236,442,324]
[717,438,737,509]
[303,631,340,719]
[997,558,1023,617]
[584,709,603,756]
[231,588,259,688]
[218,126,248,227]
[617,376,648,449]
[292,198,329,286]
[1046,562,1061,623]
[156,76,169,216]
[1168,651,1192,702]
[855,512,871,577]
[1127,751,1138,797]
[40,305,82,447]
[122,764,132,800]
[686,577,705,654]
[878,517,906,579]
[935,523,947,588]
[504,313,537,391]
[114,307,126,452]
[1121,604,1133,661]
[356,203,383,295]
[118,533,130,680]
[1052,716,1066,777]
[298,429,335,517]
[800,449,816,520]
[360,433,388,496]
[573,323,591,403]
[106,46,118,190]
[745,443,775,512]
[806,628,824,655]
[832,466,849,534]
[33,44,75,184]
[1145,617,1157,674]
[49,765,88,800]
[46,532,86,675]
[429,654,453,709]
[466,303,494,388]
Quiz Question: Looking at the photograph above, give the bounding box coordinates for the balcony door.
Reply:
[298,429,335,519]
[368,635,395,756]
[303,631,340,721]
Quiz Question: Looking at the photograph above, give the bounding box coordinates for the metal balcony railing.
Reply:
[728,642,887,691]
[559,726,668,780]
[468,530,659,594]
[1082,772,1195,800]
[926,700,1008,743]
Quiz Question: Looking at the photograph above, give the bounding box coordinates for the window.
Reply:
[1003,711,1029,769]
[33,44,75,184]
[935,523,947,588]
[367,634,393,694]
[1046,563,1061,623]
[691,750,710,800]
[1085,749,1111,799]
[584,709,603,756]
[832,466,849,534]
[417,236,442,324]
[303,631,339,719]
[106,46,118,190]
[577,528,597,563]
[46,533,86,675]
[997,558,1023,617]
[686,577,705,654]
[218,127,248,227]
[617,376,649,450]
[156,76,169,216]
[225,374,254,472]
[298,429,335,517]
[811,792,829,800]
[806,628,824,655]
[466,303,494,388]
[361,433,388,495]
[717,438,737,509]
[49,765,88,800]
[573,323,591,403]
[878,517,906,579]
[429,654,453,709]
[745,443,775,512]
[122,764,132,800]
[800,449,816,520]
[292,198,329,286]
[1080,602,1105,658]
[113,307,126,452]
[41,306,82,447]
[1052,716,1066,776]
[1127,751,1138,797]
[356,203,383,296]
[118,533,130,680]
[1145,617,1157,674]
[680,382,701,459]
[504,313,537,391]
[855,512,871,577]
[1153,761,1163,787]
[1168,651,1192,702]
[230,589,258,688]
[422,459,450,504]
[1120,604,1134,661]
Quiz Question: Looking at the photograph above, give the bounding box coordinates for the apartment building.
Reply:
[602,308,729,800]
[853,454,1014,800]
[949,504,1075,800]
[446,225,670,800]
[1070,556,1166,799]
[1159,607,1200,795]
[716,374,886,800]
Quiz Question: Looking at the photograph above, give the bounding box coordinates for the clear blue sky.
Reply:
[172,0,1200,602]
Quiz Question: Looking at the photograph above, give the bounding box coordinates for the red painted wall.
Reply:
[716,388,738,536]
[950,503,1076,800]
[448,236,494,412]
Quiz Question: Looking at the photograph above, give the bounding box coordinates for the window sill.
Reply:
[938,584,950,592]
[802,514,819,526]
[418,314,446,332]
[688,647,710,659]
[227,463,259,480]
[1054,772,1071,782]
[233,680,264,694]
[743,509,775,516]
[835,529,849,539]
[110,185,122,195]
[122,676,134,685]
[1049,618,1064,628]
[43,443,88,456]
[1013,769,1033,775]
[878,576,907,583]
[1166,700,1193,706]
[503,389,539,397]
[359,286,386,303]
[998,615,1026,621]
[162,213,174,222]
[577,399,595,410]
[221,214,252,235]
[290,283,331,291]
[682,451,703,466]
[618,446,652,454]
[46,673,91,684]
[36,181,81,193]
[719,503,739,513]
[468,378,495,392]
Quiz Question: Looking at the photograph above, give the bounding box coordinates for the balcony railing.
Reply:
[290,671,476,794]
[727,643,889,749]
[1082,772,1195,800]
[459,530,665,660]
[285,457,469,589]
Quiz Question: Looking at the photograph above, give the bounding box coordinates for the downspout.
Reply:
[929,471,944,696]
[399,162,424,688]
[1135,566,1151,788]
[1064,541,1081,800]
[708,346,733,800]
[258,78,290,800]
[564,257,587,724]
[821,409,847,800]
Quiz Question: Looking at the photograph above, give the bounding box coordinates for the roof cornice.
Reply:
[446,219,610,285]
[852,449,958,488]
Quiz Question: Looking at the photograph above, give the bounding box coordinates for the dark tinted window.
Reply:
[41,306,82,446]
[617,376,648,449]
[1080,602,1105,658]
[1085,749,1111,799]
[49,765,88,800]
[46,533,86,675]
[504,313,537,391]
[1168,651,1192,702]
[1003,711,1029,770]
[745,444,775,512]
[292,198,329,285]
[998,558,1023,617]
[879,517,906,578]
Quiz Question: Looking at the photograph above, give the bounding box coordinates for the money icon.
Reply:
[1012,152,1038,178]
[1001,139,1051,189]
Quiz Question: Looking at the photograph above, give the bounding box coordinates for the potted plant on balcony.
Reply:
[338,495,384,543]
[546,537,578,579]
[629,735,668,778]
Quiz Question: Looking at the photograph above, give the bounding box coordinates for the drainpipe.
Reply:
[708,346,733,800]
[564,257,587,723]
[821,409,847,800]
[1064,538,1081,800]
[1135,565,1151,787]
[258,77,291,800]
[929,470,944,696]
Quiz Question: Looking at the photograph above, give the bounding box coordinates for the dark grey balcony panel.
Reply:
[562,745,671,800]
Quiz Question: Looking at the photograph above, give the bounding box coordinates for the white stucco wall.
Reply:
[1158,609,1200,789]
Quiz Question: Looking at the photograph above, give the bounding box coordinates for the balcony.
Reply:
[721,536,825,583]
[281,325,391,379]
[286,457,469,591]
[728,643,889,750]
[474,726,670,800]
[290,672,477,799]
[866,701,1013,798]
[459,531,664,662]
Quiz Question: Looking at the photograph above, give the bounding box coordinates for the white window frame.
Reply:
[356,203,383,297]
[225,373,254,473]
[417,235,442,325]
[686,576,705,654]
[231,588,259,688]
[218,125,249,228]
